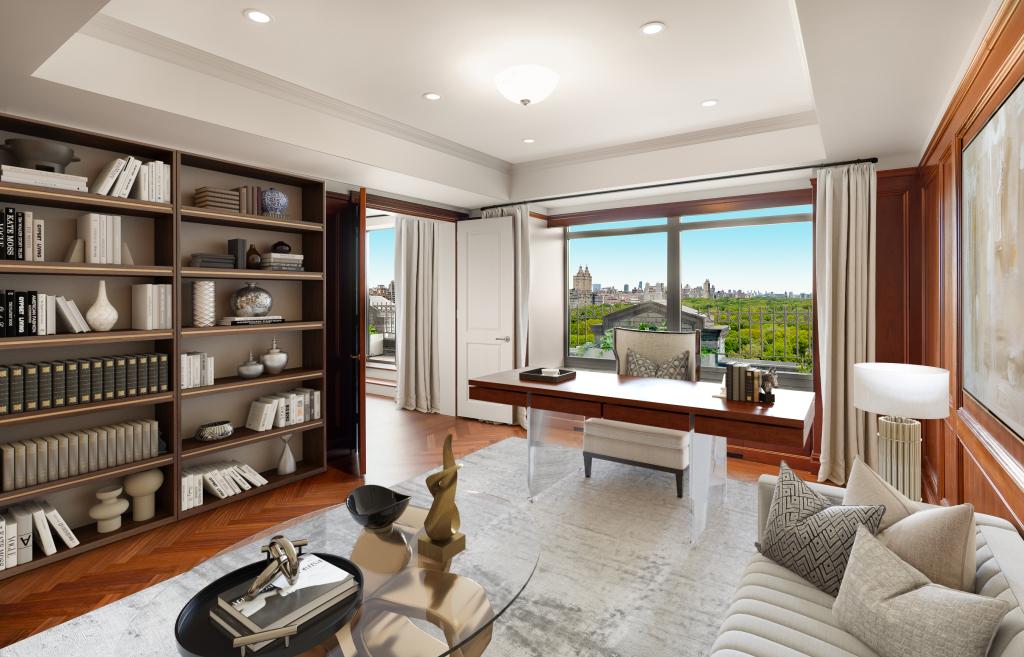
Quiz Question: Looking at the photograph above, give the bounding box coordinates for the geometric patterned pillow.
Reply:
[625,349,690,381]
[626,348,659,377]
[757,462,885,596]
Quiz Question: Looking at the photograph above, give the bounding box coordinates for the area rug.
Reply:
[6,438,758,657]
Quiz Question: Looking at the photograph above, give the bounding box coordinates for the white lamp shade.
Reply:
[494,65,559,106]
[853,362,949,419]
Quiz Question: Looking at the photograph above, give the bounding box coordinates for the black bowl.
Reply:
[345,485,411,530]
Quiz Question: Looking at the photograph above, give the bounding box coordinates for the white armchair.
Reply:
[583,328,700,497]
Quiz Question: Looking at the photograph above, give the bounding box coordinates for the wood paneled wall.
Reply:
[916,0,1024,529]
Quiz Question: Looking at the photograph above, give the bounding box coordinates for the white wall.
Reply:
[435,221,457,416]
[528,217,565,368]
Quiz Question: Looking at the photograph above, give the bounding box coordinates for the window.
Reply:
[367,222,396,362]
[565,203,814,385]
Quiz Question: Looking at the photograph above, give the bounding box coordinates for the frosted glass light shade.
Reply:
[495,65,559,106]
[853,362,949,419]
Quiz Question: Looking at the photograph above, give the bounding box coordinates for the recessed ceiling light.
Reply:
[523,138,536,144]
[422,92,441,101]
[641,21,665,35]
[700,98,719,108]
[244,9,272,23]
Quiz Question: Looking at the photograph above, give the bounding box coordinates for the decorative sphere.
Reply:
[230,282,273,317]
[261,188,289,216]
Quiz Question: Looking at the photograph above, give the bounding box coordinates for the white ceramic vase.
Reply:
[123,468,164,521]
[277,434,297,475]
[89,484,129,533]
[192,280,216,328]
[86,279,118,331]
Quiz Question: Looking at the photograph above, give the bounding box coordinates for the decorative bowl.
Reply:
[194,421,233,442]
[1,138,80,173]
[230,281,272,317]
[345,485,411,531]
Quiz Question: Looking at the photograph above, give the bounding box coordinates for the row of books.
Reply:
[0,501,78,569]
[181,352,215,389]
[130,283,174,330]
[77,213,125,264]
[1,291,60,336]
[1,207,45,261]
[193,187,239,211]
[181,461,269,510]
[245,388,321,431]
[0,165,86,192]
[260,253,304,272]
[91,157,170,202]
[189,253,236,269]
[723,362,768,402]
[0,353,170,416]
[234,185,264,216]
[0,419,160,492]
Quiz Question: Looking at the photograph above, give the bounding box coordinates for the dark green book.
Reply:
[157,353,169,392]
[0,365,8,415]
[79,359,93,404]
[23,362,38,411]
[114,356,127,398]
[137,356,148,397]
[37,361,52,409]
[126,355,138,397]
[51,361,65,407]
[102,357,115,400]
[90,357,103,402]
[65,360,79,405]
[9,364,23,413]
[147,354,158,394]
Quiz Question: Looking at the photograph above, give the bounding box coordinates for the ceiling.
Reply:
[0,0,1001,210]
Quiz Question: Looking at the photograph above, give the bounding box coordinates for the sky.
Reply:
[367,228,395,288]
[568,206,813,294]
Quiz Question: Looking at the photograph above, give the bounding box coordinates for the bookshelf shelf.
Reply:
[181,267,323,281]
[181,419,324,459]
[180,368,323,399]
[0,454,174,507]
[0,391,173,428]
[180,207,323,233]
[0,262,174,277]
[180,321,323,337]
[0,329,174,350]
[179,463,323,518]
[0,182,174,218]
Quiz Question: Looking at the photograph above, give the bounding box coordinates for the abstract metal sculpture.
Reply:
[418,434,466,561]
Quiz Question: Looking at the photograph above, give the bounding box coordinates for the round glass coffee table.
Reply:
[178,489,538,657]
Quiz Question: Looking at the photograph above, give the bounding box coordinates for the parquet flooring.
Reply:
[0,394,810,647]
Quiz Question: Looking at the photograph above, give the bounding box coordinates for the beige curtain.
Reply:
[815,163,877,484]
[394,215,440,413]
[480,203,531,428]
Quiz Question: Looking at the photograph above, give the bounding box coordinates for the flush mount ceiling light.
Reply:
[244,9,272,23]
[494,65,559,106]
[422,92,441,101]
[640,21,665,35]
[523,138,536,144]
[700,98,719,107]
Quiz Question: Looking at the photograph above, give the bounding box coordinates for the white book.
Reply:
[78,430,90,473]
[56,434,69,478]
[201,470,228,500]
[31,437,48,484]
[108,425,120,466]
[111,156,139,198]
[115,424,127,465]
[1,510,16,568]
[67,299,90,333]
[149,419,159,457]
[0,511,5,570]
[102,214,112,264]
[163,284,172,328]
[163,163,171,202]
[33,217,44,261]
[232,461,268,486]
[1,172,88,192]
[0,443,13,492]
[131,163,149,201]
[24,210,34,262]
[36,293,46,336]
[132,284,154,330]
[46,293,55,335]
[90,158,126,195]
[212,465,240,496]
[112,215,122,265]
[228,466,252,491]
[28,503,56,556]
[11,505,31,564]
[13,441,26,489]
[55,297,79,333]
[1,165,86,184]
[42,502,78,549]
[66,433,79,476]
[87,429,100,472]
[77,213,101,263]
[24,439,36,487]
[45,436,58,481]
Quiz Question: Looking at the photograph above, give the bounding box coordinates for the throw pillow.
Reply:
[843,457,918,530]
[757,462,885,595]
[625,349,659,377]
[625,348,690,380]
[879,503,976,592]
[834,526,1008,657]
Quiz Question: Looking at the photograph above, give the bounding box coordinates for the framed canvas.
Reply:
[962,78,1024,441]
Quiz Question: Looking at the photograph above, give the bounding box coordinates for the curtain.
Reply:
[481,203,531,428]
[394,215,440,413]
[815,163,877,484]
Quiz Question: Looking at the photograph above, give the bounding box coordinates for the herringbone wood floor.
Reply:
[0,395,806,647]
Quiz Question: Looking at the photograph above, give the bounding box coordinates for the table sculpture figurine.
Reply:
[418,434,466,562]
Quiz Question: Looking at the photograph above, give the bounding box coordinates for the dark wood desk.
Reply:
[468,368,815,466]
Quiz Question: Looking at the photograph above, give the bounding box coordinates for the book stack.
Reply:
[217,315,284,327]
[76,213,124,264]
[245,388,321,431]
[193,187,240,212]
[724,362,766,402]
[210,553,358,650]
[0,165,87,192]
[0,418,160,492]
[130,284,173,330]
[1,207,45,261]
[260,252,304,272]
[0,500,79,568]
[181,461,268,510]
[180,352,215,389]
[233,186,266,216]
[189,253,236,269]
[0,289,90,336]
[0,353,168,417]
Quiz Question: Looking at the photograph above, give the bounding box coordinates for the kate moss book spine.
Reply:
[4,207,15,259]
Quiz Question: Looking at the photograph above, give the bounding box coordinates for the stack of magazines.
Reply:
[260,253,304,272]
[210,554,359,651]
[1,165,87,192]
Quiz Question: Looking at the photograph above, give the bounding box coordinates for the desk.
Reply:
[468,368,815,540]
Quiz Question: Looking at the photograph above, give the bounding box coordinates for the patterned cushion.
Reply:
[625,348,690,380]
[757,462,885,595]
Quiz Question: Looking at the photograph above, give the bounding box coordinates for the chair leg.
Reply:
[584,453,592,478]
[675,471,684,498]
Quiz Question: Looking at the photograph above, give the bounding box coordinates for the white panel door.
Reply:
[457,216,514,423]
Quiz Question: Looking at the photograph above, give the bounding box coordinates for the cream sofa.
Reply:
[710,475,1024,657]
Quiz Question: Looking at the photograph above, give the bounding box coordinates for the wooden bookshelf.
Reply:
[0,112,329,580]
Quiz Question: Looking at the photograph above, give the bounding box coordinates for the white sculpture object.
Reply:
[89,484,129,533]
[86,279,118,331]
[277,434,297,475]
[123,468,164,521]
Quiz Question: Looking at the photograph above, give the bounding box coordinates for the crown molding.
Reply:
[79,14,511,174]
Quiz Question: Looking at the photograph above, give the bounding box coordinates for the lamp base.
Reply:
[877,416,922,502]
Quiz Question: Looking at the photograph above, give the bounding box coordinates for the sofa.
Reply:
[710,475,1024,657]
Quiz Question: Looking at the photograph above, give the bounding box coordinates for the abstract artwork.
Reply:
[962,80,1024,440]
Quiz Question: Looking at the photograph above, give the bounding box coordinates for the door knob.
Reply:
[495,336,510,343]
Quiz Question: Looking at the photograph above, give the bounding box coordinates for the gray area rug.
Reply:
[7,438,757,657]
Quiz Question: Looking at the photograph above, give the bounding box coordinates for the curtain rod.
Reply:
[478,156,878,212]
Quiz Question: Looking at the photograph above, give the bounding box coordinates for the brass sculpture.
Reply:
[418,434,466,561]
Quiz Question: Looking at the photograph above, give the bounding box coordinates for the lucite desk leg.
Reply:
[527,398,584,500]
[688,428,728,542]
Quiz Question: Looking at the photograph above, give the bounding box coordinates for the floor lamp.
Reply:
[853,362,950,501]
